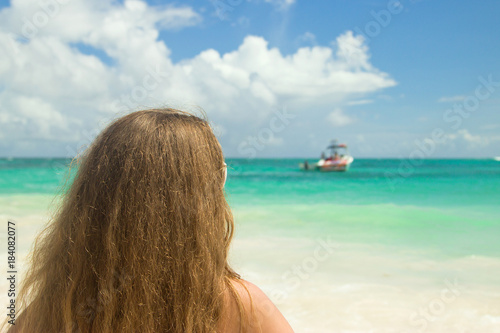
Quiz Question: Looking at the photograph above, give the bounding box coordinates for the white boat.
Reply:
[300,140,354,172]
[494,157,500,161]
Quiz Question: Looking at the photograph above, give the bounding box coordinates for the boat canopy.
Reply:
[327,144,348,149]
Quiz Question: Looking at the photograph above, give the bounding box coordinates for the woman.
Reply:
[6,109,294,333]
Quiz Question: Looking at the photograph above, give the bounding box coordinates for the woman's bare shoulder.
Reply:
[228,279,295,333]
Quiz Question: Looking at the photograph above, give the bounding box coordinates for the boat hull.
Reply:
[300,156,354,172]
[319,156,353,172]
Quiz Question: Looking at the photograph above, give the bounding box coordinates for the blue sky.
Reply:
[0,0,499,158]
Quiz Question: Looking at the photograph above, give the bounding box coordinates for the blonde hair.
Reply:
[8,109,245,332]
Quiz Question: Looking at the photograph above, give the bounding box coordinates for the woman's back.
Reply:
[3,109,293,333]
[9,279,294,333]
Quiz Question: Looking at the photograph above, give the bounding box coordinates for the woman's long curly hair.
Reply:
[10,109,245,332]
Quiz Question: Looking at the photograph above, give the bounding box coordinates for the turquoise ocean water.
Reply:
[224,158,500,258]
[1,157,500,332]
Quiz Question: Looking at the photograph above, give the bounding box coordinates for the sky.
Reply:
[0,0,499,158]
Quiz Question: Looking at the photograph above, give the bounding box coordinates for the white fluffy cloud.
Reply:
[438,95,466,103]
[263,0,296,10]
[327,108,355,127]
[347,99,373,106]
[295,32,316,46]
[0,0,396,157]
[445,129,499,148]
[246,0,295,11]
